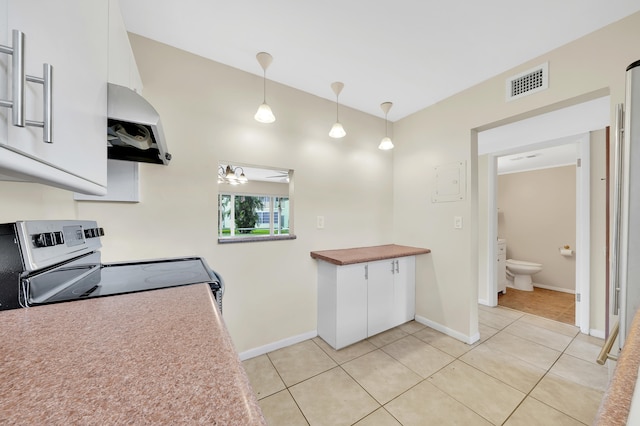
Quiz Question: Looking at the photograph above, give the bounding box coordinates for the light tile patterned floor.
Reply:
[242,305,608,426]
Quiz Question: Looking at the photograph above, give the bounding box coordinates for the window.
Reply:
[217,164,294,243]
[218,194,290,238]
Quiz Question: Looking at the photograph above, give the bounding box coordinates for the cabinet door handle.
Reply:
[0,30,25,127]
[25,63,53,143]
[364,264,368,280]
[391,261,395,273]
[395,259,400,273]
[0,30,53,143]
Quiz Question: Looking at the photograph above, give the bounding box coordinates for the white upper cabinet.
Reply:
[0,0,108,194]
[108,0,142,92]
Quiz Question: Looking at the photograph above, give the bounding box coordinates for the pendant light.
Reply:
[329,82,346,138]
[378,102,394,150]
[254,52,275,123]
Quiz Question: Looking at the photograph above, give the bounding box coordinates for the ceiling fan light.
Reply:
[238,172,248,183]
[378,136,394,150]
[254,102,275,123]
[329,122,346,138]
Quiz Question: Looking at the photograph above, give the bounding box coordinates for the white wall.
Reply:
[394,12,640,340]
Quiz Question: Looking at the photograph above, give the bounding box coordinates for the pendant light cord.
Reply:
[385,113,388,137]
[262,70,267,103]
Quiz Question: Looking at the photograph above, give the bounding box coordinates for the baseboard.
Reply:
[238,330,318,361]
[415,315,480,345]
[478,298,489,306]
[505,282,575,294]
[590,329,605,339]
[532,283,575,294]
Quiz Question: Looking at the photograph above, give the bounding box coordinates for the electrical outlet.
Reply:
[454,216,463,229]
[317,216,325,229]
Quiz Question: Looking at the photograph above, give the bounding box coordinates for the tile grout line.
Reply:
[255,315,598,425]
[480,309,596,424]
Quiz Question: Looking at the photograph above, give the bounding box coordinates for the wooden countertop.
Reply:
[0,284,266,425]
[310,244,431,265]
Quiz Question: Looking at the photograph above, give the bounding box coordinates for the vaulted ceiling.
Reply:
[120,1,640,121]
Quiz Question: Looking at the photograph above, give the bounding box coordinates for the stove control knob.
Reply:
[33,232,56,248]
[53,231,64,245]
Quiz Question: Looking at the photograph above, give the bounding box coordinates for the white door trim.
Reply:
[484,135,589,332]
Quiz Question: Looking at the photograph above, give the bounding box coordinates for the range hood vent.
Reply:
[107,83,171,165]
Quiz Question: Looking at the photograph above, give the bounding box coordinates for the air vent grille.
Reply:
[506,62,548,101]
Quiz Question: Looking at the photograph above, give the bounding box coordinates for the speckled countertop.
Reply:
[0,284,265,425]
[310,244,431,265]
[595,309,640,425]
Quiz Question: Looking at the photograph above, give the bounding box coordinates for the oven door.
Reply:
[24,252,102,306]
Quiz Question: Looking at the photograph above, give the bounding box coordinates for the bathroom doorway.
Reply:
[478,96,610,335]
[495,155,579,325]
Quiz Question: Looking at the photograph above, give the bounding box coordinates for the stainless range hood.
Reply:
[107,83,171,165]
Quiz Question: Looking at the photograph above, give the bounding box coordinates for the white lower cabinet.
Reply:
[393,256,416,325]
[317,256,416,350]
[367,259,396,336]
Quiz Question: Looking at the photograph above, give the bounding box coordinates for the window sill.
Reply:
[218,235,297,244]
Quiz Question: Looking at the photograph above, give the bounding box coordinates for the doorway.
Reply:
[494,153,579,325]
[478,96,610,334]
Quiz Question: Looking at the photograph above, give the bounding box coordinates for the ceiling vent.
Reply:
[506,62,548,101]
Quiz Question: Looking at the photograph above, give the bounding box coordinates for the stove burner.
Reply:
[142,262,196,272]
[144,271,205,286]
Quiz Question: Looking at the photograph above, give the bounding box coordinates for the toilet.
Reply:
[505,259,543,291]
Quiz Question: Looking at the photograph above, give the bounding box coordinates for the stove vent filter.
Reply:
[506,62,548,101]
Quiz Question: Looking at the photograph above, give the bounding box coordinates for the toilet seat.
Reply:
[506,259,542,267]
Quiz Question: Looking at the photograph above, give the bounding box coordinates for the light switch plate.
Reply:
[317,216,325,229]
[454,216,463,229]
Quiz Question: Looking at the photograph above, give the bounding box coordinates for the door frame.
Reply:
[484,135,590,333]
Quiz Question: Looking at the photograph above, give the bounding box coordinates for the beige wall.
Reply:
[394,12,640,338]
[497,165,576,292]
[0,35,394,354]
[1,13,636,349]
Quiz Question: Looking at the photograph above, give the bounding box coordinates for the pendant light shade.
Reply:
[378,101,394,150]
[329,82,346,138]
[254,52,275,123]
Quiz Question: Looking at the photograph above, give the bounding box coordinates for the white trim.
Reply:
[415,315,480,344]
[238,330,317,361]
[590,328,605,339]
[484,136,590,332]
[478,298,490,306]
[576,136,591,333]
[485,155,498,307]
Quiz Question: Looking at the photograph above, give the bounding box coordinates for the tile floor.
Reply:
[243,305,609,425]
